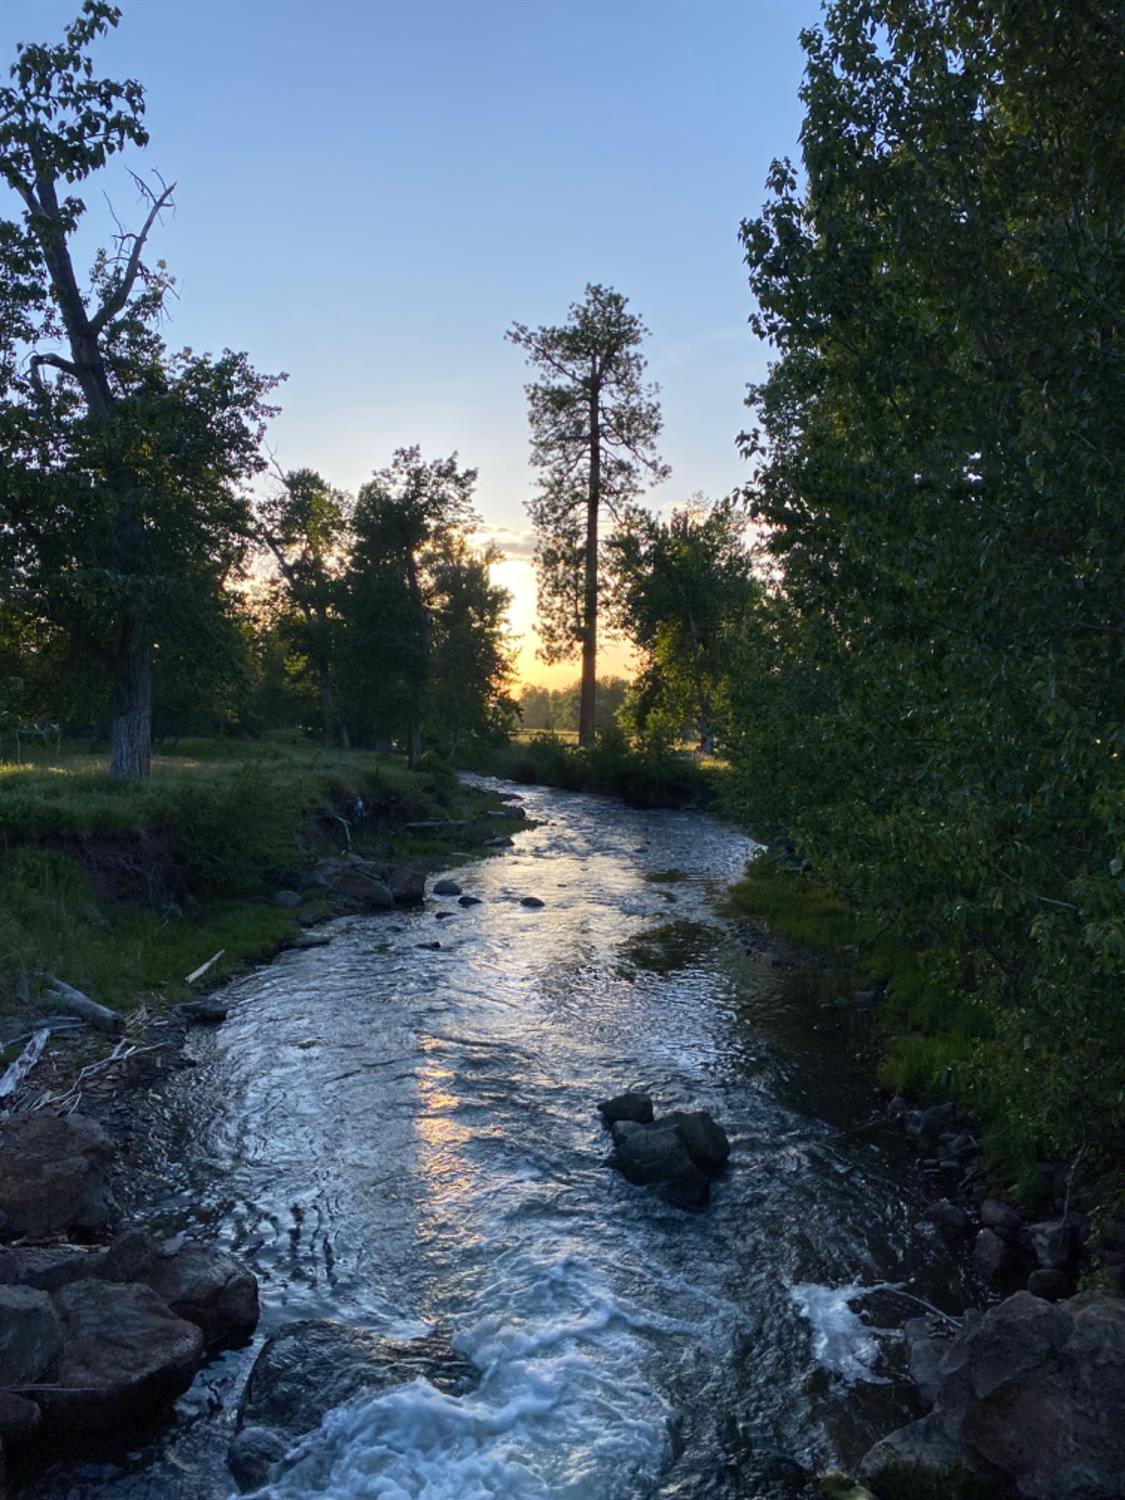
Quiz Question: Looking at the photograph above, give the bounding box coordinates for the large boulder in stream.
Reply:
[861,1290,1125,1500]
[0,1112,116,1238]
[230,1320,479,1490]
[605,1103,730,1211]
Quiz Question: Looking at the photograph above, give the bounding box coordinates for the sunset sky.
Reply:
[0,0,820,686]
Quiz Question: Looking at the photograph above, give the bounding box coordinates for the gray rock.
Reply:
[44,1280,204,1428]
[285,931,331,950]
[925,1200,971,1238]
[903,1317,947,1406]
[932,1290,1125,1499]
[385,865,426,904]
[180,997,229,1024]
[597,1092,655,1127]
[609,1120,710,1208]
[972,1227,1014,1281]
[98,1230,259,1344]
[0,1111,115,1238]
[0,1244,106,1292]
[273,889,302,908]
[859,1413,970,1489]
[665,1110,731,1170]
[520,895,545,908]
[1027,1268,1071,1301]
[980,1197,1023,1238]
[0,1390,41,1439]
[228,1424,290,1491]
[1025,1218,1077,1270]
[0,1285,63,1385]
[236,1320,477,1461]
[432,878,462,896]
[457,894,482,907]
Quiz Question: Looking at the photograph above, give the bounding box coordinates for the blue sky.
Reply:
[1,0,821,679]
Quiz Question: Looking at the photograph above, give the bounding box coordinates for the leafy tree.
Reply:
[508,284,668,746]
[341,447,477,764]
[256,468,352,747]
[423,535,517,757]
[735,0,1125,1161]
[0,2,277,777]
[611,497,757,753]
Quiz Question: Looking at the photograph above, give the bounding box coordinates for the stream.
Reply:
[27,779,973,1499]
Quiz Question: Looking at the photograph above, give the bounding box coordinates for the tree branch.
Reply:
[28,352,81,392]
[89,181,176,335]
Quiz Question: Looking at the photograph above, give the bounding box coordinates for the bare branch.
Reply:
[28,352,81,393]
[89,180,176,336]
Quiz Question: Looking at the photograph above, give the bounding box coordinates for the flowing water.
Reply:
[29,780,973,1500]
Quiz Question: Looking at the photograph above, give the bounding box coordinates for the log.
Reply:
[0,1028,50,1100]
[43,977,124,1034]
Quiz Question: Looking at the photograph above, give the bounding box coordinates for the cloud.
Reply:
[474,524,538,561]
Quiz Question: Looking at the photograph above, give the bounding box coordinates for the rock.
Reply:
[925,1200,971,1238]
[980,1197,1023,1238]
[385,865,426,904]
[0,1244,106,1291]
[416,940,442,951]
[665,1109,731,1170]
[597,1092,655,1126]
[859,1412,970,1490]
[322,860,394,908]
[903,1317,947,1406]
[1027,1268,1071,1301]
[0,1285,63,1385]
[43,1280,204,1427]
[458,894,482,907]
[0,1112,116,1238]
[820,1473,876,1500]
[887,1095,909,1118]
[180,997,229,1024]
[228,1424,291,1491]
[273,889,302,908]
[235,1320,477,1476]
[520,895,545,908]
[1025,1218,1078,1270]
[98,1230,259,1344]
[483,834,512,848]
[931,1290,1125,1499]
[432,878,462,896]
[972,1227,1014,1281]
[0,1391,41,1440]
[285,931,331,950]
[609,1120,710,1209]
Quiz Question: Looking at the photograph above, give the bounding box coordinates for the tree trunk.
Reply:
[315,659,348,748]
[407,722,423,768]
[109,639,152,780]
[578,388,600,747]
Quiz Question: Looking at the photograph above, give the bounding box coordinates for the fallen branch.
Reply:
[42,977,124,1034]
[185,949,225,985]
[0,1028,50,1101]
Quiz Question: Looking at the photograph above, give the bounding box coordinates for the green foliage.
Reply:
[469,728,716,809]
[609,497,759,753]
[731,0,1125,1168]
[518,676,629,735]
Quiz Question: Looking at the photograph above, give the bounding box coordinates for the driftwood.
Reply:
[0,1028,50,1101]
[185,949,225,986]
[43,976,124,1034]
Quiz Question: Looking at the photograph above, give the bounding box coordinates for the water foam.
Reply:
[789,1281,898,1384]
[245,1252,680,1500]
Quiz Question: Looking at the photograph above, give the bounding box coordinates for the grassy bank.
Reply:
[0,735,499,1039]
[463,730,720,809]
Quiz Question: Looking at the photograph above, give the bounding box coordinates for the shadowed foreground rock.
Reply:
[861,1290,1125,1500]
[0,1112,115,1237]
[230,1320,480,1491]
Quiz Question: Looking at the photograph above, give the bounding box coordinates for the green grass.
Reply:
[462,730,719,809]
[0,736,501,1036]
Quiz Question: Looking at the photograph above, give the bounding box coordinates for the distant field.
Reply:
[512,728,580,743]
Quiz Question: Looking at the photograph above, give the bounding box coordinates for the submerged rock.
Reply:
[0,1112,116,1239]
[520,895,545,908]
[231,1320,478,1490]
[458,893,482,907]
[431,878,462,896]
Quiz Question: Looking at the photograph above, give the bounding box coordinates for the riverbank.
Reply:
[461,730,720,809]
[0,737,514,1072]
